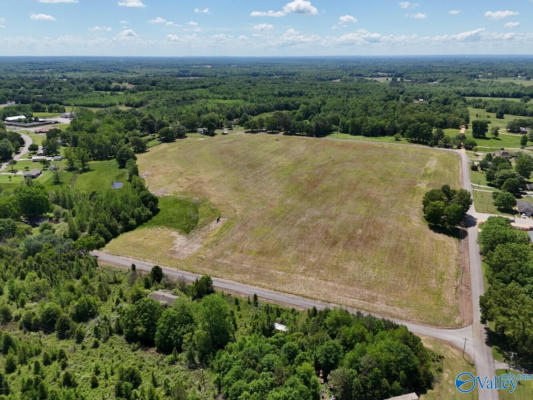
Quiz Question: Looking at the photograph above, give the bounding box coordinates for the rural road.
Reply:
[0,132,32,172]
[93,144,499,400]
[91,250,475,359]
[459,149,498,400]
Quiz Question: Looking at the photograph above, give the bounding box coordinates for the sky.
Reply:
[0,0,533,56]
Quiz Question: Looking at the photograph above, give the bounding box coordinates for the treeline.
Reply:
[0,123,23,162]
[478,217,533,369]
[467,98,533,118]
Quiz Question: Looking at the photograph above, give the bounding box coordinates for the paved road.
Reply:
[459,150,498,400]
[0,132,32,172]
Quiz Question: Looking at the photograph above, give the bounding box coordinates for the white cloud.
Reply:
[253,23,274,31]
[120,20,128,25]
[0,17,4,29]
[434,28,485,42]
[399,2,418,9]
[90,26,112,32]
[504,21,520,28]
[283,0,317,15]
[187,21,198,26]
[148,17,178,26]
[116,29,138,39]
[251,10,285,17]
[118,0,145,8]
[484,10,518,20]
[149,17,166,24]
[332,15,358,30]
[30,13,56,21]
[251,0,317,18]
[449,10,461,16]
[410,13,427,19]
[339,15,357,24]
[194,8,209,14]
[38,0,78,3]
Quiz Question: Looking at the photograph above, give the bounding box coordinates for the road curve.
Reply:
[0,132,32,172]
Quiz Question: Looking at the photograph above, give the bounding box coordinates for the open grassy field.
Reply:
[106,134,463,325]
[445,108,527,152]
[473,190,513,216]
[498,370,533,400]
[465,96,528,103]
[420,338,477,400]
[477,78,533,87]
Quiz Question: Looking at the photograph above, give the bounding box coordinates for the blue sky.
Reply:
[0,0,532,56]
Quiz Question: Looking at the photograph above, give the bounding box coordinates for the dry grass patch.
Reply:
[106,134,462,325]
[420,338,477,400]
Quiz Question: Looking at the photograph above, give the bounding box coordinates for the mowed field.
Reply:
[106,134,463,325]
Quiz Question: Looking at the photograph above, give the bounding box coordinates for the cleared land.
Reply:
[106,134,463,325]
[420,338,477,400]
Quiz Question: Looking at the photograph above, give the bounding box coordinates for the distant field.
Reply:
[106,134,463,325]
[445,108,525,151]
[478,77,533,87]
[465,96,527,103]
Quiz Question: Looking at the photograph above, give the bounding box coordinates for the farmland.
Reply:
[106,134,464,326]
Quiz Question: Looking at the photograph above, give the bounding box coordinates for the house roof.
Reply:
[24,169,41,178]
[517,201,533,215]
[5,115,26,122]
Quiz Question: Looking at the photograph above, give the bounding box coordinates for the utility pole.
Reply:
[462,337,467,360]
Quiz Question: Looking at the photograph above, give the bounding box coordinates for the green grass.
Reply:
[106,134,463,326]
[72,160,128,193]
[466,96,527,103]
[497,370,533,400]
[470,170,489,186]
[420,338,477,400]
[473,190,511,215]
[329,132,408,144]
[27,132,46,146]
[143,196,200,234]
[33,112,61,118]
[480,77,533,87]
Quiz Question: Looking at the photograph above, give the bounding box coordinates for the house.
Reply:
[4,115,26,123]
[23,169,41,179]
[525,183,533,191]
[492,151,515,160]
[61,112,75,119]
[274,323,288,332]
[517,201,533,217]
[52,156,63,161]
[35,126,57,134]
[197,128,207,134]
[32,156,47,162]
[385,394,419,400]
[520,127,531,134]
